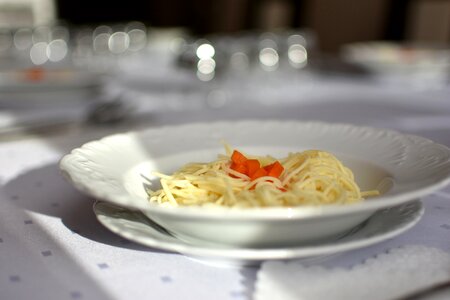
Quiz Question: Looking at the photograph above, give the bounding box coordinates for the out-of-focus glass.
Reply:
[127,29,146,52]
[259,47,279,70]
[32,26,51,44]
[288,44,307,68]
[93,32,111,54]
[51,26,70,42]
[172,28,314,87]
[287,33,308,68]
[195,42,216,81]
[108,31,130,54]
[29,41,48,65]
[14,28,33,50]
[196,43,215,59]
[93,25,113,37]
[230,52,249,71]
[47,39,68,62]
[197,57,216,81]
[258,34,279,71]
[124,21,147,53]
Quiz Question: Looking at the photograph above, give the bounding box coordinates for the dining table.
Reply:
[0,31,450,300]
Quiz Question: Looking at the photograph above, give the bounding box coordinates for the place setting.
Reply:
[59,120,450,266]
[2,3,450,299]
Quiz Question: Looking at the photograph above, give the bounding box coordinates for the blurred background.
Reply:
[0,0,448,52]
[0,0,450,52]
[0,0,448,128]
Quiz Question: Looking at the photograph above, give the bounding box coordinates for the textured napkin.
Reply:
[254,245,450,300]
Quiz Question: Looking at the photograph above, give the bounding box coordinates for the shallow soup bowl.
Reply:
[59,121,450,248]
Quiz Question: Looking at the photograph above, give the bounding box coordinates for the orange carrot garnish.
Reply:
[228,149,285,190]
[230,162,248,175]
[250,168,268,181]
[231,150,248,165]
[264,161,284,178]
[246,159,260,177]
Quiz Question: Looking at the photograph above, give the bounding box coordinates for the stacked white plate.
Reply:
[59,121,450,265]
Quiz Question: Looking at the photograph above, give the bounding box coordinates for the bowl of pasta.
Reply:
[60,121,450,247]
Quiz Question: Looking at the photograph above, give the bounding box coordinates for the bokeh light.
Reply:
[108,31,130,54]
[230,52,249,71]
[196,43,215,59]
[47,39,68,62]
[288,44,307,68]
[14,28,33,50]
[259,47,279,71]
[197,57,216,81]
[30,42,48,65]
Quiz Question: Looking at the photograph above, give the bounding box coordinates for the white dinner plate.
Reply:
[0,67,102,108]
[0,67,102,92]
[60,121,450,247]
[340,41,450,81]
[94,200,424,265]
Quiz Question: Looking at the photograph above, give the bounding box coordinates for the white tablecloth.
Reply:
[0,52,450,300]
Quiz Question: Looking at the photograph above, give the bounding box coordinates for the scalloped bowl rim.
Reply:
[59,120,450,221]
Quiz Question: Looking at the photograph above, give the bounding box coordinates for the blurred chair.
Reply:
[253,0,295,30]
[303,0,390,52]
[406,0,450,44]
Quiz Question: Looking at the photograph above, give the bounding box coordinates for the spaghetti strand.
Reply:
[147,148,379,207]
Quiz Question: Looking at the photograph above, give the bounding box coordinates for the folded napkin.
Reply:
[255,245,450,300]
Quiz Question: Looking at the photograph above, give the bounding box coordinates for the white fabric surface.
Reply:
[255,245,450,300]
[0,50,449,300]
[0,135,247,300]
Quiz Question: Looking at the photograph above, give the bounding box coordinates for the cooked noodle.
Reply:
[147,147,379,208]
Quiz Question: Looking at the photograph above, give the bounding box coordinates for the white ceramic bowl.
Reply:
[59,121,450,247]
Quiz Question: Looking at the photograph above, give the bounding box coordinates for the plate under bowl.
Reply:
[93,200,424,265]
[60,120,450,247]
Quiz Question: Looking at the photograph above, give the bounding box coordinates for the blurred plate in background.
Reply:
[341,41,450,88]
[0,67,102,92]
